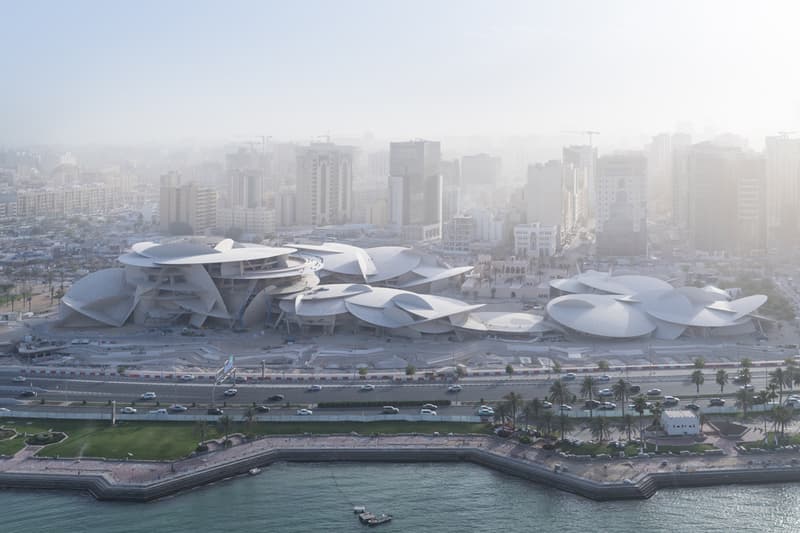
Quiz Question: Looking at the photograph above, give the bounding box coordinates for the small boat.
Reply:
[248,468,262,476]
[353,506,367,514]
[365,514,392,527]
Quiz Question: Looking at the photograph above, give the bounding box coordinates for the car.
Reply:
[732,374,747,384]
[447,384,463,393]
[598,388,613,397]
[477,406,495,416]
[598,402,617,410]
[140,392,157,400]
[740,384,754,391]
[419,408,437,415]
[541,401,553,409]
[663,396,680,407]
[307,384,323,392]
[584,399,601,410]
[255,405,270,413]
[168,404,188,412]
[207,407,224,415]
[686,403,701,412]
[296,408,313,415]
[360,384,375,391]
[180,374,196,381]
[628,384,641,394]
[120,406,137,414]
[560,404,573,411]
[597,374,611,382]
[708,398,726,407]
[422,403,439,411]
[0,407,10,412]
[19,390,36,398]
[12,376,26,383]
[646,388,662,396]
[149,408,168,415]
[223,388,238,397]
[382,406,400,414]
[267,394,285,402]
[562,373,577,381]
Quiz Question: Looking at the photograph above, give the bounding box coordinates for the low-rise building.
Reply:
[661,410,700,436]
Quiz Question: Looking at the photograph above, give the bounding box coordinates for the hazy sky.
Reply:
[2,0,799,147]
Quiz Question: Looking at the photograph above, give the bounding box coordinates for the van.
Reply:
[382,406,400,414]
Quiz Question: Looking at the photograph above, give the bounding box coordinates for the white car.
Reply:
[560,404,573,411]
[597,374,611,382]
[422,403,439,411]
[477,405,494,416]
[296,408,313,415]
[180,374,196,381]
[307,384,323,392]
[223,388,238,397]
[598,388,613,397]
[541,401,553,409]
[420,408,437,415]
[149,408,168,415]
[140,392,157,400]
[562,373,577,381]
[12,376,26,383]
[447,384,463,393]
[168,404,188,412]
[120,406,137,414]
[360,384,375,391]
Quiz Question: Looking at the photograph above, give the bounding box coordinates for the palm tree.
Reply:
[557,413,573,441]
[715,369,729,394]
[455,366,467,380]
[540,410,555,436]
[590,416,611,443]
[552,361,562,375]
[740,357,753,370]
[650,401,664,428]
[770,405,794,442]
[549,379,571,409]
[523,398,542,431]
[690,369,705,394]
[736,388,752,418]
[581,376,596,418]
[632,396,649,453]
[502,391,524,428]
[693,357,706,369]
[739,367,752,387]
[597,360,610,372]
[217,415,232,443]
[405,364,416,377]
[612,378,630,417]
[493,403,509,426]
[767,384,779,403]
[755,389,770,407]
[770,368,787,402]
[618,414,635,441]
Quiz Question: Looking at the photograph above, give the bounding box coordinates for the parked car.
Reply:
[382,406,400,414]
[560,404,573,411]
[419,408,437,415]
[12,376,26,383]
[360,384,375,391]
[168,404,188,413]
[207,407,224,415]
[120,406,137,414]
[708,398,726,407]
[598,388,613,397]
[598,402,617,410]
[646,388,662,396]
[447,384,463,393]
[296,408,313,416]
[149,408,168,415]
[562,373,577,381]
[663,396,680,407]
[140,392,157,400]
[223,388,238,397]
[307,384,323,392]
[267,394,285,402]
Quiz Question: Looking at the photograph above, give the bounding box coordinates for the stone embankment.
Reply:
[2,435,800,502]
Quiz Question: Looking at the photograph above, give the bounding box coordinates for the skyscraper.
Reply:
[647,133,672,219]
[526,160,562,228]
[226,146,269,209]
[295,143,354,227]
[159,172,217,235]
[595,152,647,256]
[389,140,442,242]
[461,153,501,188]
[562,145,596,233]
[765,134,800,244]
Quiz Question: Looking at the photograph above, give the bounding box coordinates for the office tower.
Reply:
[226,147,269,209]
[647,133,673,219]
[765,134,800,244]
[367,150,390,185]
[595,152,647,256]
[526,160,562,228]
[687,142,766,255]
[159,172,217,235]
[461,153,501,188]
[389,140,442,242]
[562,145,596,232]
[295,143,354,226]
[671,133,692,230]
[440,158,461,223]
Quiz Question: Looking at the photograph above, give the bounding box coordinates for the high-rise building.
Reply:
[647,133,673,220]
[295,143,354,226]
[389,140,442,242]
[765,135,800,244]
[687,142,766,255]
[513,222,559,258]
[440,158,461,223]
[595,152,647,256]
[526,160,562,228]
[461,153,501,188]
[671,133,692,231]
[159,172,217,235]
[562,145,596,233]
[226,146,270,209]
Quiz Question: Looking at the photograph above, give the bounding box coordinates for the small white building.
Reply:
[661,410,700,436]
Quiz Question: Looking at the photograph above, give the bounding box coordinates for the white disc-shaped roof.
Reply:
[546,294,656,338]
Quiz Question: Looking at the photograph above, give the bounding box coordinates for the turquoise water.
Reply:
[2,462,799,532]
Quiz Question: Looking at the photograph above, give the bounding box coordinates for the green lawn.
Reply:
[0,419,490,461]
[643,442,717,454]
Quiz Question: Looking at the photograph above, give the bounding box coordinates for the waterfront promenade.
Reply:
[2,432,800,502]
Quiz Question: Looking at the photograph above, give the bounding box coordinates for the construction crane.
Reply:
[563,130,600,145]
